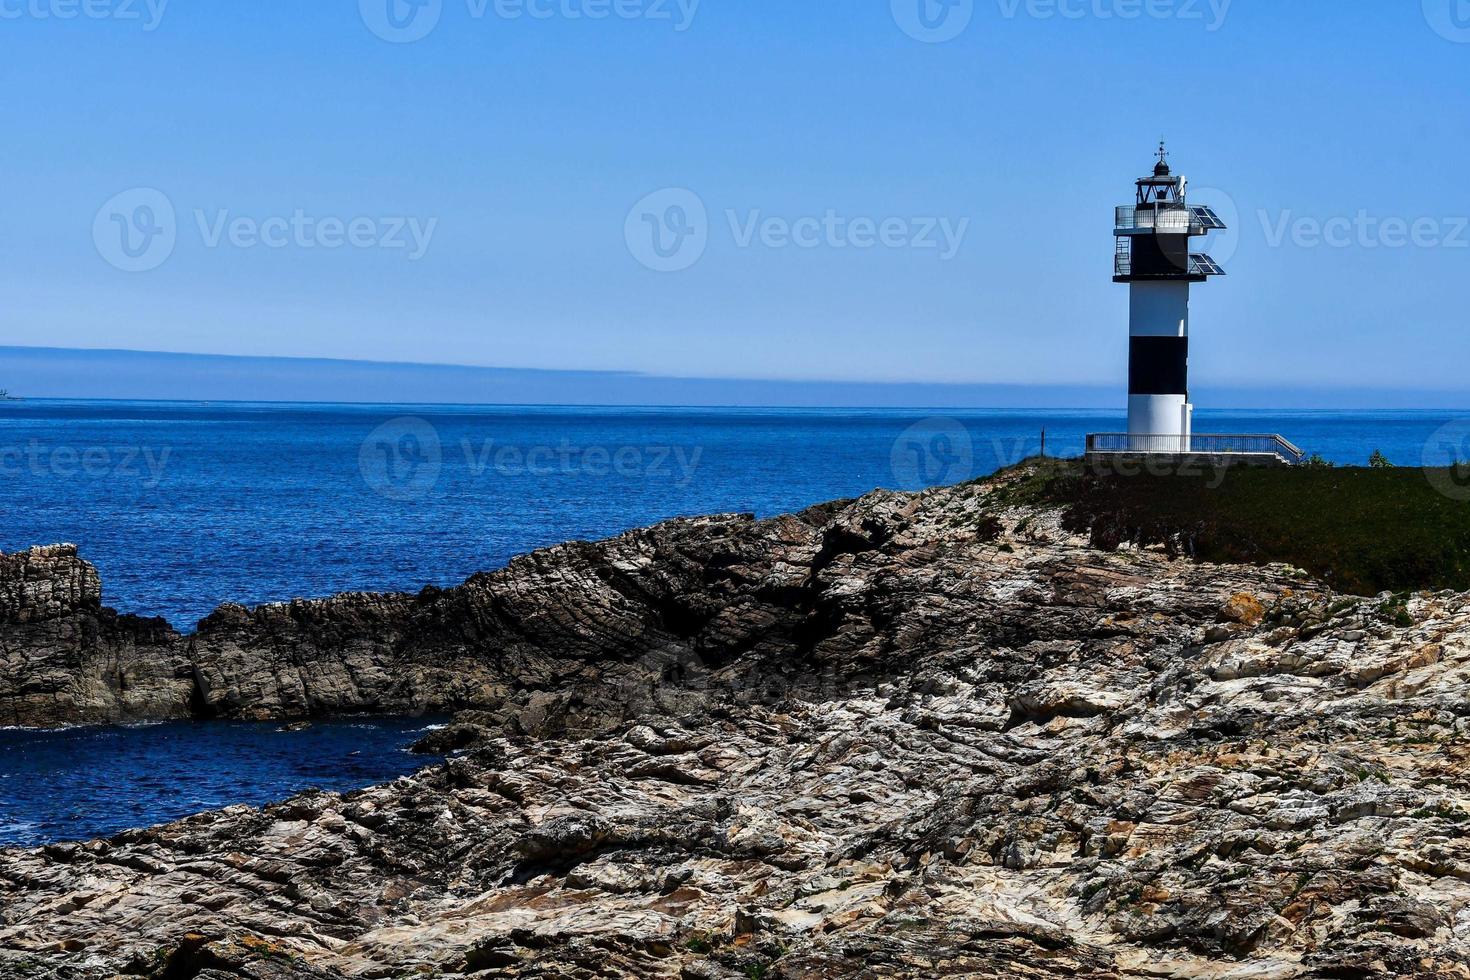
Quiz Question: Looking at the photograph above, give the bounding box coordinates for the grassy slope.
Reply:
[997,459,1470,597]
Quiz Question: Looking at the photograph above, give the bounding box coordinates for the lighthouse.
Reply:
[1086,146,1302,466]
[1112,144,1226,451]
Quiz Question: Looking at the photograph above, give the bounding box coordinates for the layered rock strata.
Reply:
[3,467,1469,977]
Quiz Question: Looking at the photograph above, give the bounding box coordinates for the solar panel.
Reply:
[1190,253,1226,276]
[1189,205,1227,230]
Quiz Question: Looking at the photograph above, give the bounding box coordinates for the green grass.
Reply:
[1003,459,1470,596]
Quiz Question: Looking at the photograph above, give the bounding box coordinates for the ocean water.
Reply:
[0,719,445,847]
[1,400,1466,846]
[2,400,1465,628]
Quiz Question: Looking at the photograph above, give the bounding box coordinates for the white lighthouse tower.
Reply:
[1113,144,1226,451]
[1086,146,1302,466]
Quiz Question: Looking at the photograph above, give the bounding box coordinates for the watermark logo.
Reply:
[362,0,698,42]
[727,210,968,258]
[625,188,708,273]
[894,0,1231,42]
[359,418,706,499]
[359,417,444,501]
[463,439,702,485]
[625,188,969,272]
[1189,186,1240,268]
[892,0,973,42]
[93,188,177,273]
[998,0,1230,30]
[1424,0,1470,42]
[193,210,438,259]
[93,189,439,272]
[1424,420,1470,501]
[0,442,171,488]
[890,417,974,490]
[1199,196,1470,258]
[481,0,699,29]
[360,0,443,42]
[1258,210,1469,251]
[0,0,169,30]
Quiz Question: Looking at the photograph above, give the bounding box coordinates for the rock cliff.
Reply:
[2,463,1469,978]
[0,544,102,624]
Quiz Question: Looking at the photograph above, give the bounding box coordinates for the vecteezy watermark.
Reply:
[359,0,443,43]
[360,417,444,502]
[1259,210,1470,250]
[891,418,975,490]
[1084,450,1231,488]
[625,188,970,273]
[996,0,1231,29]
[727,211,969,258]
[1423,0,1470,43]
[461,439,703,485]
[1423,420,1470,501]
[193,210,438,259]
[0,0,169,30]
[1188,186,1240,268]
[891,0,974,42]
[0,442,172,488]
[625,188,709,273]
[93,188,439,272]
[360,0,699,43]
[359,417,705,500]
[893,0,1231,42]
[888,421,1083,491]
[93,188,178,273]
[1164,190,1468,266]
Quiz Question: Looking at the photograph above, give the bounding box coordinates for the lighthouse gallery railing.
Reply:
[1114,205,1222,236]
[1086,433,1305,464]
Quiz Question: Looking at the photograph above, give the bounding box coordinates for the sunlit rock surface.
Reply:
[2,466,1469,977]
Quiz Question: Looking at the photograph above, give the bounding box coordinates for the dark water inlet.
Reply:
[0,717,446,847]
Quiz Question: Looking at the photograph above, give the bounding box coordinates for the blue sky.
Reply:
[1,1,1467,397]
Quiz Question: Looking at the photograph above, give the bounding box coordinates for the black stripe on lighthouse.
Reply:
[1129,337,1189,395]
[1129,234,1192,277]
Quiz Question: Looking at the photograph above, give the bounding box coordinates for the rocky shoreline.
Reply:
[3,463,1470,977]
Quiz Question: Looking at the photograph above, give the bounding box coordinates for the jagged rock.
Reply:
[0,544,101,624]
[409,721,488,755]
[0,544,180,726]
[2,465,1470,977]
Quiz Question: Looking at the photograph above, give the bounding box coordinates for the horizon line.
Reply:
[3,344,1465,398]
[6,397,1469,416]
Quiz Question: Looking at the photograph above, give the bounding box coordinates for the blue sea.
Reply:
[1,400,1466,845]
[4,400,1466,628]
[0,719,445,848]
